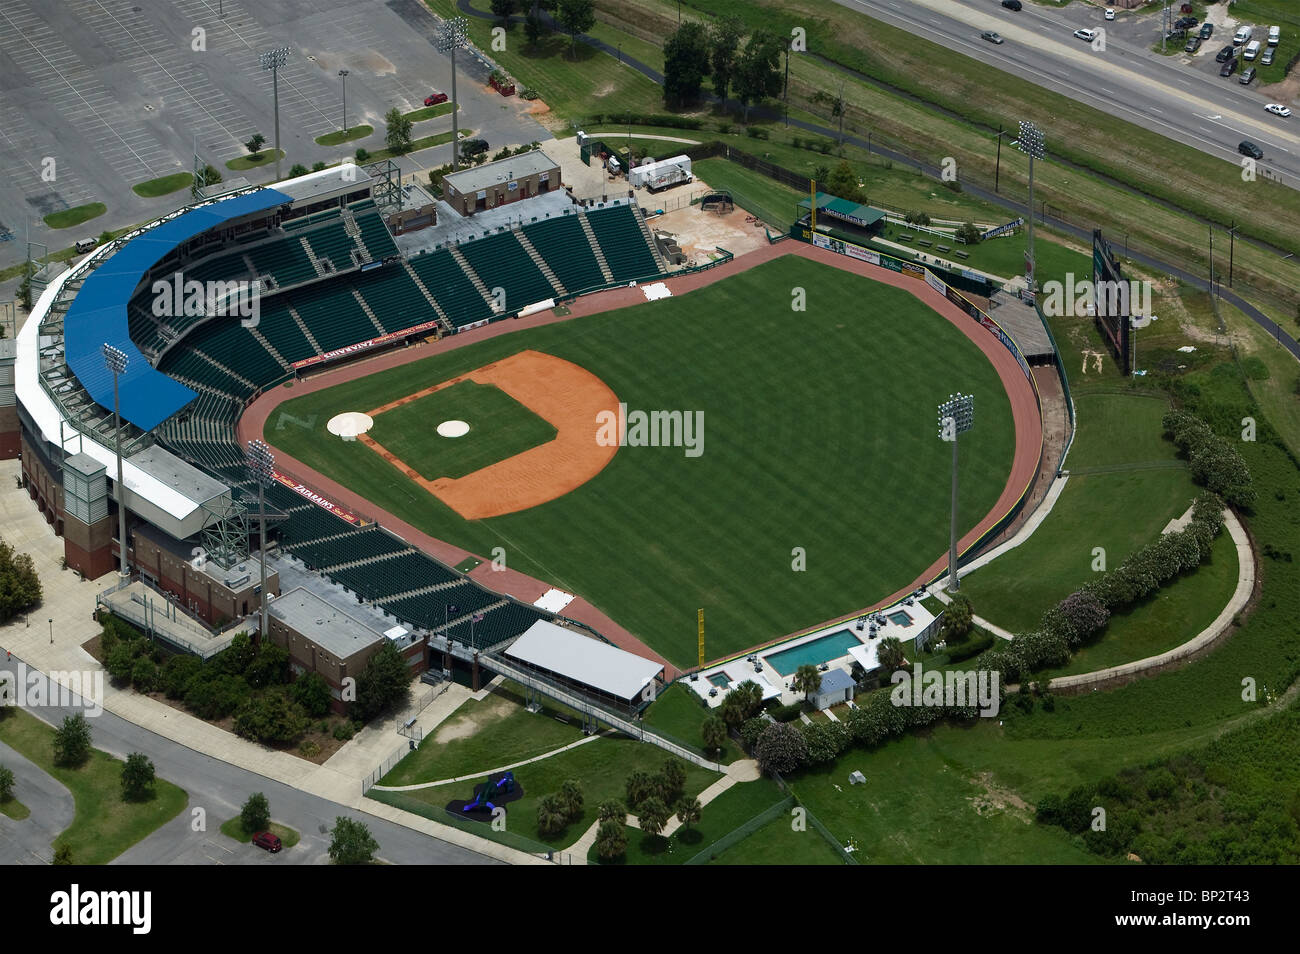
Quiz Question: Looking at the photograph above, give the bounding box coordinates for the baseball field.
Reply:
[267,254,1022,666]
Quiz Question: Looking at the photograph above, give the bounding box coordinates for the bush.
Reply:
[184,673,251,720]
[130,656,158,694]
[801,720,850,764]
[241,792,271,832]
[739,716,769,750]
[943,631,994,663]
[160,655,202,699]
[754,721,808,776]
[768,702,803,723]
[355,147,370,162]
[292,672,333,718]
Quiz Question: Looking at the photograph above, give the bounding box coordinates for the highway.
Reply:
[837,0,1300,187]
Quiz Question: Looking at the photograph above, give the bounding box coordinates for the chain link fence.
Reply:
[682,794,795,865]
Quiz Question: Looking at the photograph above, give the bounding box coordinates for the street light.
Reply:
[246,440,274,649]
[1014,120,1045,303]
[49,618,53,644]
[259,46,291,181]
[338,69,350,138]
[102,343,130,580]
[938,393,975,591]
[436,17,469,172]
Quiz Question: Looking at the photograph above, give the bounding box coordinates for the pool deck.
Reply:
[682,599,938,708]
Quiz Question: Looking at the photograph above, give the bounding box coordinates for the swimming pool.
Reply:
[763,630,863,676]
[887,610,914,627]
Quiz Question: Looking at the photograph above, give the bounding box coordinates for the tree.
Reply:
[53,713,92,768]
[0,539,42,624]
[740,715,769,750]
[311,161,328,172]
[244,641,289,690]
[555,0,595,56]
[939,594,975,643]
[120,752,156,802]
[660,758,687,805]
[876,635,906,672]
[637,796,670,838]
[709,15,746,110]
[559,778,584,820]
[160,654,201,699]
[536,793,570,837]
[675,795,702,832]
[490,0,516,22]
[244,133,266,159]
[955,221,983,245]
[233,689,309,745]
[824,160,865,203]
[201,164,223,186]
[525,7,546,46]
[329,816,378,864]
[384,107,414,155]
[594,818,627,859]
[353,641,411,722]
[105,642,138,683]
[291,671,333,718]
[0,765,13,802]
[215,631,255,677]
[596,798,626,824]
[241,792,271,833]
[701,714,727,755]
[721,680,763,725]
[131,656,158,693]
[625,770,657,811]
[53,844,73,865]
[662,22,711,108]
[733,31,784,122]
[792,663,823,701]
[288,163,309,177]
[754,721,808,775]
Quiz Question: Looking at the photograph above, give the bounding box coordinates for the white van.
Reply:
[1233,24,1253,45]
[1268,25,1281,47]
[74,237,97,254]
[1244,39,1262,61]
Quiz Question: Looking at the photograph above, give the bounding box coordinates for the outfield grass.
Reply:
[641,682,743,763]
[315,125,373,146]
[592,777,786,864]
[131,172,194,198]
[0,708,186,865]
[875,221,1093,290]
[393,733,718,848]
[368,381,556,481]
[219,817,302,848]
[380,682,585,786]
[43,203,106,229]
[272,256,1017,665]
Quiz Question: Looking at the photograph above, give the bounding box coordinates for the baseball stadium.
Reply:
[12,156,1046,732]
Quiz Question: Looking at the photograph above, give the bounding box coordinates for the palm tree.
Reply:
[701,714,727,755]
[637,796,670,839]
[792,663,823,701]
[675,796,702,832]
[596,799,626,824]
[877,636,906,672]
[536,793,569,837]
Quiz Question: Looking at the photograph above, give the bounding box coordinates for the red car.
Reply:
[424,92,448,106]
[252,831,282,853]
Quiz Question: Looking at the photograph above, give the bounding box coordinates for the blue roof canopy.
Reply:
[63,188,291,432]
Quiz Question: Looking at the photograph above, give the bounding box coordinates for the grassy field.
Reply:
[43,202,106,229]
[641,682,743,763]
[368,381,557,480]
[391,733,718,848]
[272,255,1017,665]
[692,158,805,231]
[0,792,31,820]
[131,172,194,198]
[0,709,186,864]
[315,125,373,146]
[226,149,285,171]
[403,102,458,123]
[708,805,848,864]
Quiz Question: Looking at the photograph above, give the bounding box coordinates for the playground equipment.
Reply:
[461,771,516,813]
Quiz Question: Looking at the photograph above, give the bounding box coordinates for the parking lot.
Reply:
[0,0,548,271]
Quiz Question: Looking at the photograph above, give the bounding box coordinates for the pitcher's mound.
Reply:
[327,412,373,439]
[437,419,470,438]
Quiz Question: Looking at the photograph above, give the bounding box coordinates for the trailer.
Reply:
[630,154,693,192]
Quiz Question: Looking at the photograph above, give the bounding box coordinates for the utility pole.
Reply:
[102,344,130,580]
[1228,219,1239,287]
[339,69,349,137]
[783,46,790,128]
[436,18,469,173]
[994,125,1007,193]
[259,46,290,181]
[246,440,274,650]
[1014,121,1045,304]
[938,394,974,591]
[1209,225,1216,298]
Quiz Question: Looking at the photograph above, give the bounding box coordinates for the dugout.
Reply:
[796,192,887,243]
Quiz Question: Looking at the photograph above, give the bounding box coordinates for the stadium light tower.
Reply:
[436,17,469,173]
[246,439,275,649]
[1014,121,1046,304]
[938,393,975,591]
[102,343,130,580]
[339,69,350,138]
[259,46,291,182]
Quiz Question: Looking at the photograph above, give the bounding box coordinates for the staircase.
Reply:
[372,577,465,603]
[450,245,500,313]
[353,288,387,335]
[193,349,255,391]
[632,206,669,274]
[342,209,371,263]
[513,228,566,297]
[320,547,412,575]
[301,237,331,278]
[577,211,615,284]
[402,261,454,335]
[249,327,293,373]
[288,304,325,355]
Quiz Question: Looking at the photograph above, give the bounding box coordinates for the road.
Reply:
[836,0,1300,186]
[0,659,497,865]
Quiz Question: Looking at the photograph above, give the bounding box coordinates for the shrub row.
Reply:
[1163,409,1257,507]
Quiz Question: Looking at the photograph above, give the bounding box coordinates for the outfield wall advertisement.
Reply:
[291,318,444,370]
[272,471,362,525]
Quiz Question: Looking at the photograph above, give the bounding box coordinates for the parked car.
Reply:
[1238,140,1263,160]
[1265,103,1292,118]
[1240,67,1257,85]
[1216,45,1235,62]
[1001,0,1022,10]
[1104,8,1115,21]
[1175,16,1198,30]
[1200,23,1214,40]
[423,91,448,106]
[981,31,1004,45]
[1075,28,1098,42]
[252,831,282,853]
[74,237,98,254]
[1261,47,1275,66]
[1185,36,1202,54]
[1165,29,1186,42]
[1220,57,1238,76]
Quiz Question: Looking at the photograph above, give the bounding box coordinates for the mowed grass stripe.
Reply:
[274,257,1016,665]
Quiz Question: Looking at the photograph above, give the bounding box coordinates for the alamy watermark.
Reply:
[1040,273,1152,320]
[890,662,1000,717]
[151,271,261,328]
[0,663,104,716]
[596,402,704,458]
